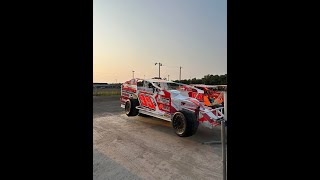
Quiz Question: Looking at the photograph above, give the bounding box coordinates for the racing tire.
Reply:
[172,110,199,137]
[125,99,139,116]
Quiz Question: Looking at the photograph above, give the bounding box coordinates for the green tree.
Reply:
[173,74,226,85]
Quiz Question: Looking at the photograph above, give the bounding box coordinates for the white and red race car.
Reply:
[120,78,225,137]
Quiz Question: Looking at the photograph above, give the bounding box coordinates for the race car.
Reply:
[120,78,225,137]
[190,84,225,107]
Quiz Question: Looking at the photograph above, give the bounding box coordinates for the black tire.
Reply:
[172,110,199,137]
[125,99,139,116]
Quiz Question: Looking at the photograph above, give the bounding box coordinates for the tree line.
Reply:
[172,74,227,85]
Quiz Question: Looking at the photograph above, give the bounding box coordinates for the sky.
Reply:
[93,0,227,83]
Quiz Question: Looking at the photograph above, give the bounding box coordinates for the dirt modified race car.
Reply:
[120,78,225,137]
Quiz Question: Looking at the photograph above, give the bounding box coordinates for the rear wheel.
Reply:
[172,110,199,137]
[125,99,139,116]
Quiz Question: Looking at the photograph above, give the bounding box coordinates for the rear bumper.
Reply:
[199,107,224,129]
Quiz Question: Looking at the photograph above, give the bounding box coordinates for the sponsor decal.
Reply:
[157,96,170,105]
[162,105,170,111]
[138,93,156,110]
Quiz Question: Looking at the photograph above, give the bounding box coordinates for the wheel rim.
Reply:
[125,101,130,114]
[173,115,186,135]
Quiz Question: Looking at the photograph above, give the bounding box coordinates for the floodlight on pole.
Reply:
[155,62,162,78]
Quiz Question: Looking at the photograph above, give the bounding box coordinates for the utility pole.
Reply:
[144,75,145,79]
[168,75,169,81]
[155,63,162,78]
[132,71,135,79]
[179,66,182,82]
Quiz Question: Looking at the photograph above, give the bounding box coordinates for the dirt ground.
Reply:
[93,96,226,180]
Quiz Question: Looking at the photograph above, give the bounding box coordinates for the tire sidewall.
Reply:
[125,99,139,116]
[172,110,199,137]
[172,112,187,136]
[125,100,131,115]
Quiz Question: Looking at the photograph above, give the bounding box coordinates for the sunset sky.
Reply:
[93,0,227,83]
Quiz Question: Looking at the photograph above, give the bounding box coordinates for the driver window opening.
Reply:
[137,80,144,90]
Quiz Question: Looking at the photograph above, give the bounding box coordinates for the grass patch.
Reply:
[93,90,121,96]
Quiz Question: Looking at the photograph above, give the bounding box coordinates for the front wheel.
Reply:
[125,99,139,116]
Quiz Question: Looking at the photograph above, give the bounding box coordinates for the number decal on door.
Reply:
[138,93,156,110]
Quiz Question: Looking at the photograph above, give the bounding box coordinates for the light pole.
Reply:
[132,71,135,79]
[155,63,162,78]
[168,75,169,81]
[179,66,182,82]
